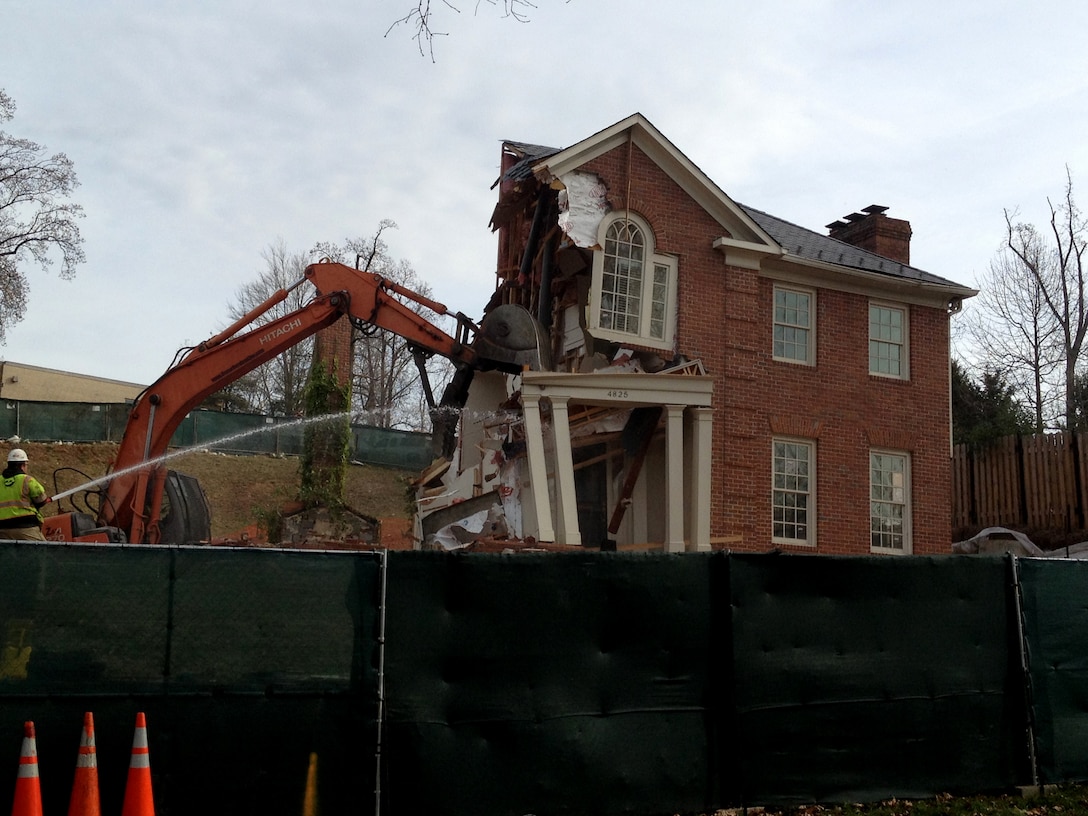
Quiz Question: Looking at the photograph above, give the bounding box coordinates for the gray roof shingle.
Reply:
[501,142,560,184]
[738,204,966,289]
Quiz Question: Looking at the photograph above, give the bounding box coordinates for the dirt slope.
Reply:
[17,441,415,538]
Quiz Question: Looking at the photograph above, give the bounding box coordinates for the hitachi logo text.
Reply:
[260,318,303,345]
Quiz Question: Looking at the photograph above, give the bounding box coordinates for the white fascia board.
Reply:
[520,370,714,409]
[713,236,784,270]
[531,114,644,182]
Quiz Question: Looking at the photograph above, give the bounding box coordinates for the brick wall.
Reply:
[313,317,354,391]
[574,143,952,555]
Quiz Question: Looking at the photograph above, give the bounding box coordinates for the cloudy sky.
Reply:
[4,0,1088,386]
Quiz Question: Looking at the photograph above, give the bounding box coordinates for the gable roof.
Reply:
[501,114,975,298]
[505,113,777,249]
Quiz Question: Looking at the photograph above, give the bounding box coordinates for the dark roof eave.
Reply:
[772,251,978,299]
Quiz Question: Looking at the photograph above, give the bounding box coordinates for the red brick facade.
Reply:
[491,117,966,556]
[312,317,354,392]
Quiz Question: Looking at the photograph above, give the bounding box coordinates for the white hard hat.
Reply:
[6,449,28,463]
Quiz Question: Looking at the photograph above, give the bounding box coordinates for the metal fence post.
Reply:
[1009,553,1041,789]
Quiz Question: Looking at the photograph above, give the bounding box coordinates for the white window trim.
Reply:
[587,211,678,350]
[869,449,912,555]
[771,436,816,547]
[868,301,909,380]
[772,284,816,366]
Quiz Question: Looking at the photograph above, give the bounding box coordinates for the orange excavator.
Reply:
[42,260,546,545]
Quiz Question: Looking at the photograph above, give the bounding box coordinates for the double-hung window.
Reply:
[589,212,677,349]
[870,450,911,554]
[773,285,814,364]
[772,438,815,546]
[869,303,908,378]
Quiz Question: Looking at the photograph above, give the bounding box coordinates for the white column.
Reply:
[689,407,713,552]
[522,393,555,543]
[550,397,582,546]
[665,405,685,553]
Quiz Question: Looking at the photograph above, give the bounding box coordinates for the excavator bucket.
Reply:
[473,304,552,372]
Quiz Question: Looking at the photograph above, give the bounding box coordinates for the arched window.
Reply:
[589,213,677,348]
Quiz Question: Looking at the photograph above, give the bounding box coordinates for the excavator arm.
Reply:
[50,260,538,545]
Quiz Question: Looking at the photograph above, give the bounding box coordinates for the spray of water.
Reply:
[50,412,352,503]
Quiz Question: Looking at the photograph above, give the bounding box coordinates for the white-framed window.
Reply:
[588,212,677,349]
[772,438,815,546]
[870,450,911,554]
[869,302,908,379]
[773,285,815,365]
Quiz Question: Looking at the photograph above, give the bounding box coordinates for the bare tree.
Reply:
[388,0,543,59]
[314,221,454,431]
[1000,170,1088,431]
[0,90,85,343]
[353,256,455,430]
[226,240,313,415]
[962,230,1060,431]
[228,225,453,429]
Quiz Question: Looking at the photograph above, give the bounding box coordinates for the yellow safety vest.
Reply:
[0,473,46,525]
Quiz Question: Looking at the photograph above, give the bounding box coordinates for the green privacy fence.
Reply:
[382,551,715,816]
[0,401,132,443]
[1017,558,1088,784]
[0,544,381,814]
[0,400,433,470]
[723,554,1023,805]
[382,552,1024,813]
[0,546,1086,815]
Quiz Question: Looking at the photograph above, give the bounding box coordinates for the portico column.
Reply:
[665,404,685,553]
[550,397,581,546]
[521,393,555,543]
[689,407,713,551]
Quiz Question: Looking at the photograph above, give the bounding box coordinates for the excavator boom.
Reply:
[45,260,537,545]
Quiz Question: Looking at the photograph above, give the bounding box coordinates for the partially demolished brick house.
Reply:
[419,113,976,556]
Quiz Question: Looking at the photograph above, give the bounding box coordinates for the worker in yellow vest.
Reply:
[0,449,52,541]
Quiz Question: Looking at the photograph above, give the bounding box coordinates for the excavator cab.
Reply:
[45,511,125,544]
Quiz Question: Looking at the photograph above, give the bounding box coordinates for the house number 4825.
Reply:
[606,389,629,399]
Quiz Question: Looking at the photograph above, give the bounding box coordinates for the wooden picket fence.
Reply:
[952,432,1088,533]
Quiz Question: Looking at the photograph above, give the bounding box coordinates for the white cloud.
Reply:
[3,0,1088,382]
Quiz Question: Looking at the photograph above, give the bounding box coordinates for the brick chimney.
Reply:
[826,205,912,264]
[313,316,354,392]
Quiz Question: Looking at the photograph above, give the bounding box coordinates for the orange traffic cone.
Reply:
[11,721,42,816]
[302,752,319,816]
[120,713,154,816]
[67,712,100,816]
